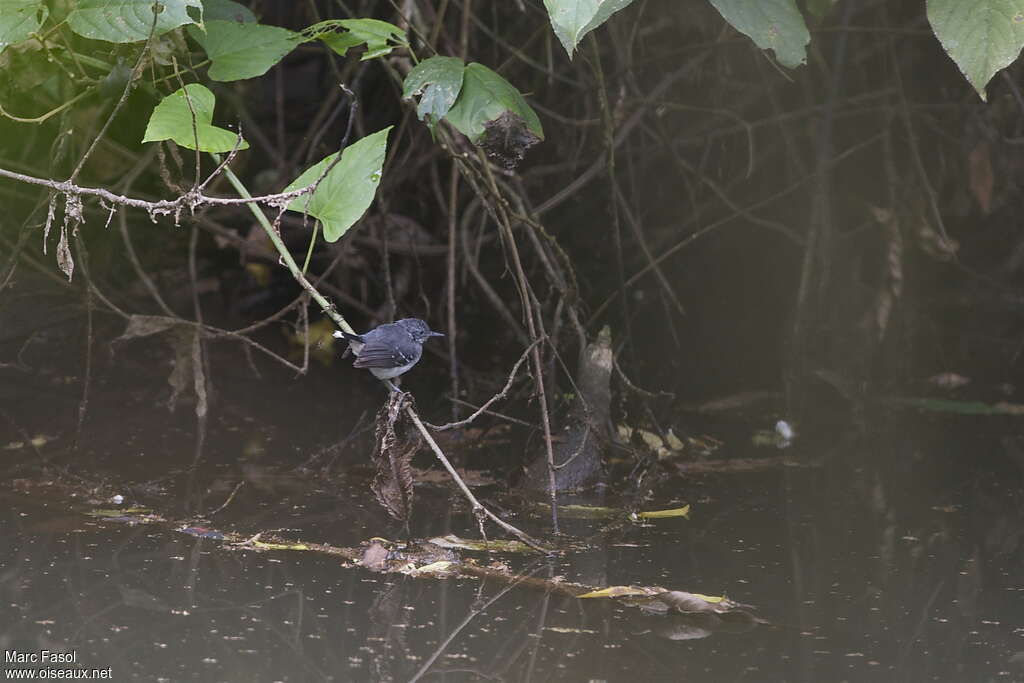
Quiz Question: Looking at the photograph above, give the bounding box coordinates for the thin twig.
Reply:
[426,338,540,431]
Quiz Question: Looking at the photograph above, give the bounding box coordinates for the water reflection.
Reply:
[2,416,1023,681]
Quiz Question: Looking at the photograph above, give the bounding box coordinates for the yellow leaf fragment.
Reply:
[636,504,690,519]
[252,541,309,551]
[577,585,661,599]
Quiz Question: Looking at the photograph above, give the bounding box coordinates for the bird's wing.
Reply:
[352,342,413,369]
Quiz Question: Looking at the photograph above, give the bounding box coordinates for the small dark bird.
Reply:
[333,318,444,380]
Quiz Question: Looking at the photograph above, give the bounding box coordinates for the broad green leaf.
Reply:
[337,18,406,59]
[402,56,466,126]
[542,0,635,58]
[188,20,300,81]
[68,0,202,43]
[444,62,543,141]
[142,84,249,153]
[0,0,46,54]
[318,31,362,56]
[707,0,810,69]
[201,0,255,23]
[927,0,1024,101]
[283,127,392,242]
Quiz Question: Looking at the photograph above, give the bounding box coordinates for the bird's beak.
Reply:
[429,331,445,337]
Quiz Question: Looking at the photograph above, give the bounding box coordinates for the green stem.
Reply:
[301,221,319,274]
[213,155,354,335]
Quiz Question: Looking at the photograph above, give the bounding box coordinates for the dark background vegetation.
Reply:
[2,0,1023,454]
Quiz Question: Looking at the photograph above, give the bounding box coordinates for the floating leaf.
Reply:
[282,127,391,242]
[707,0,810,69]
[927,0,1024,100]
[577,585,661,598]
[542,0,635,58]
[0,0,46,54]
[633,591,734,614]
[406,560,457,576]
[402,55,466,127]
[428,534,535,553]
[635,505,690,520]
[88,507,152,517]
[188,20,300,81]
[68,0,203,43]
[250,540,310,551]
[142,84,249,153]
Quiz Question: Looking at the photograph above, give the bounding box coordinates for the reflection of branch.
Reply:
[408,563,545,683]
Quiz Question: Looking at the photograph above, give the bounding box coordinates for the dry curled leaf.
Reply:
[478,111,541,169]
[370,392,421,521]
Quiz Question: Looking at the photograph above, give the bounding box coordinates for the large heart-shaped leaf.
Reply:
[0,0,46,54]
[68,0,202,43]
[142,84,248,153]
[283,127,392,242]
[927,0,1024,101]
[402,56,466,126]
[444,63,543,142]
[707,0,810,69]
[188,20,300,81]
[542,0,635,58]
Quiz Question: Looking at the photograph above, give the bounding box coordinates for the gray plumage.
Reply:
[333,318,443,380]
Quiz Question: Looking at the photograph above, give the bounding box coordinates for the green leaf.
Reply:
[927,0,1024,101]
[318,31,362,56]
[201,0,255,23]
[444,62,543,141]
[402,56,465,126]
[283,127,392,243]
[188,20,300,81]
[337,18,406,59]
[0,0,47,54]
[707,0,810,69]
[142,84,249,153]
[304,18,406,58]
[542,0,635,58]
[68,0,203,43]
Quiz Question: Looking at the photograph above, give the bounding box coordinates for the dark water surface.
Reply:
[2,365,1024,682]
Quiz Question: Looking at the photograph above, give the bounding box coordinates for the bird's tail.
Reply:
[332,330,363,343]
